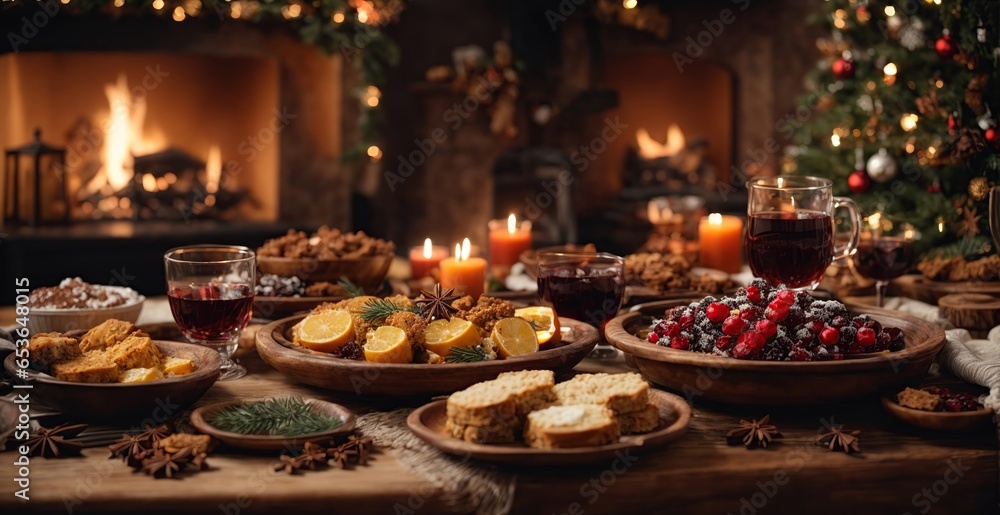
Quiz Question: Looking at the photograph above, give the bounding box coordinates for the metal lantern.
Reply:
[3,129,68,226]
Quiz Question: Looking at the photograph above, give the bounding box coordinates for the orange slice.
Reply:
[514,306,562,346]
[364,326,413,363]
[424,318,480,357]
[490,317,540,358]
[296,309,355,352]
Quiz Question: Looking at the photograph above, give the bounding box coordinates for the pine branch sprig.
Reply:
[445,346,489,363]
[337,277,365,298]
[208,397,343,437]
[358,298,421,324]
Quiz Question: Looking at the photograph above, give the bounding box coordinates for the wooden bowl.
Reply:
[605,300,946,405]
[3,341,221,422]
[257,255,393,292]
[406,389,691,466]
[189,398,356,451]
[27,297,145,335]
[256,315,599,397]
[891,274,1000,304]
[881,394,994,431]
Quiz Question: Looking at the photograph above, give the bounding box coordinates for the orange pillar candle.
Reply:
[409,238,449,279]
[488,214,532,277]
[699,213,744,273]
[439,238,487,299]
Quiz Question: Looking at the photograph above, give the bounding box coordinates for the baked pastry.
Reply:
[447,370,555,427]
[27,333,82,372]
[445,418,518,444]
[106,333,163,370]
[158,433,212,454]
[553,373,650,414]
[52,352,119,383]
[897,387,943,411]
[523,405,620,449]
[79,319,136,352]
[618,404,660,435]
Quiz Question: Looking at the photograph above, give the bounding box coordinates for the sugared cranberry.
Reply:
[647,332,659,343]
[706,302,729,323]
[746,285,762,303]
[830,316,848,328]
[715,335,734,350]
[852,316,867,328]
[732,342,752,359]
[679,314,694,328]
[740,306,763,321]
[722,316,746,336]
[775,290,796,306]
[756,320,777,338]
[806,320,824,335]
[789,346,811,361]
[670,336,690,350]
[884,327,903,340]
[819,327,840,346]
[863,319,883,334]
[856,327,876,347]
[944,399,962,412]
[661,321,681,337]
[738,330,766,351]
[765,302,789,323]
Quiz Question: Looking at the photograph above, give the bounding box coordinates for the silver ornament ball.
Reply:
[866,148,898,183]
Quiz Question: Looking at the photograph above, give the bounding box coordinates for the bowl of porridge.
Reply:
[27,278,145,335]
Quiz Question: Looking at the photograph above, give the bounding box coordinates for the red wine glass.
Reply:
[537,252,625,359]
[164,245,255,380]
[852,213,919,307]
[746,176,861,290]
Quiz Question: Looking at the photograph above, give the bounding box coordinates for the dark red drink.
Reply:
[538,266,625,329]
[746,210,834,289]
[167,283,253,343]
[852,237,915,281]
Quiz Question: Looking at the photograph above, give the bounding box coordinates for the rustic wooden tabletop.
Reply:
[1,300,996,514]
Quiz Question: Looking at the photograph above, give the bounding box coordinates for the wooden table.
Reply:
[1,301,997,514]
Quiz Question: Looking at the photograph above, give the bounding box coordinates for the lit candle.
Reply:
[439,238,487,299]
[488,214,532,279]
[409,238,448,280]
[699,213,744,273]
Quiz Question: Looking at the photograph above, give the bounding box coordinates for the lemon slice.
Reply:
[121,367,164,383]
[514,306,562,346]
[490,317,540,358]
[424,318,480,357]
[364,326,413,363]
[297,309,355,352]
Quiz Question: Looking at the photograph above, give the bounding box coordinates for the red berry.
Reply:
[670,336,690,350]
[662,321,681,337]
[706,302,729,323]
[789,347,811,361]
[856,327,876,347]
[722,316,746,336]
[738,330,766,351]
[944,399,962,412]
[775,290,796,306]
[647,332,659,343]
[746,285,761,303]
[765,303,789,323]
[679,315,694,329]
[732,342,752,359]
[807,320,825,335]
[819,327,841,346]
[756,320,777,338]
[715,335,734,350]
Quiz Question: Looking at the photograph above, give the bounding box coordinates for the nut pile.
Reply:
[258,226,394,259]
[625,253,735,294]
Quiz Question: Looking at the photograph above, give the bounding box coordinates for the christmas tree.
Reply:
[791,0,999,257]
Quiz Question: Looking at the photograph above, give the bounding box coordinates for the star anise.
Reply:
[136,424,173,446]
[273,454,302,475]
[348,435,374,465]
[26,423,88,458]
[140,448,192,479]
[416,284,460,320]
[725,415,781,449]
[816,425,861,454]
[327,448,353,469]
[187,449,210,471]
[109,433,152,466]
[297,442,328,470]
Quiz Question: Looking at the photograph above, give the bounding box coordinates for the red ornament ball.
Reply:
[935,34,956,58]
[832,57,856,80]
[948,114,957,135]
[986,126,998,144]
[848,169,871,194]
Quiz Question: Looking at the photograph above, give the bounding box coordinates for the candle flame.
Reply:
[461,238,471,261]
[708,213,723,225]
[423,238,432,259]
[508,213,516,234]
[454,243,462,260]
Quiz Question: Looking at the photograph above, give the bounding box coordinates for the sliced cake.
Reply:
[52,352,119,383]
[447,369,555,427]
[618,404,660,434]
[27,333,82,372]
[553,373,650,414]
[79,319,137,353]
[106,333,163,370]
[523,405,620,449]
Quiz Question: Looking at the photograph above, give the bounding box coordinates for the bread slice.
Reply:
[524,405,620,449]
[554,373,649,414]
[79,319,136,353]
[105,333,163,370]
[618,404,660,435]
[27,333,82,371]
[445,418,518,444]
[447,370,555,426]
[52,352,119,383]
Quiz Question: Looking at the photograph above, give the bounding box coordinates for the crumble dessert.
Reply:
[29,278,142,310]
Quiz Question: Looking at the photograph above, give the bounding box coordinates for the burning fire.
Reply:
[635,124,686,159]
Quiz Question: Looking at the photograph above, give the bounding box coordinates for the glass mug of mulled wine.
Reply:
[537,251,625,359]
[745,176,861,290]
[164,245,255,380]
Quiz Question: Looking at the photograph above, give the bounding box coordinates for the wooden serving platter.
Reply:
[605,300,946,405]
[4,341,221,422]
[189,398,357,451]
[881,394,993,431]
[255,316,599,397]
[406,389,691,466]
[891,274,1000,304]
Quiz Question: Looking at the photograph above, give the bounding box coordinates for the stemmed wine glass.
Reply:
[851,213,919,307]
[164,245,255,380]
[537,252,625,359]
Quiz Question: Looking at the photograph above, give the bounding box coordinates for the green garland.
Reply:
[3,0,400,159]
